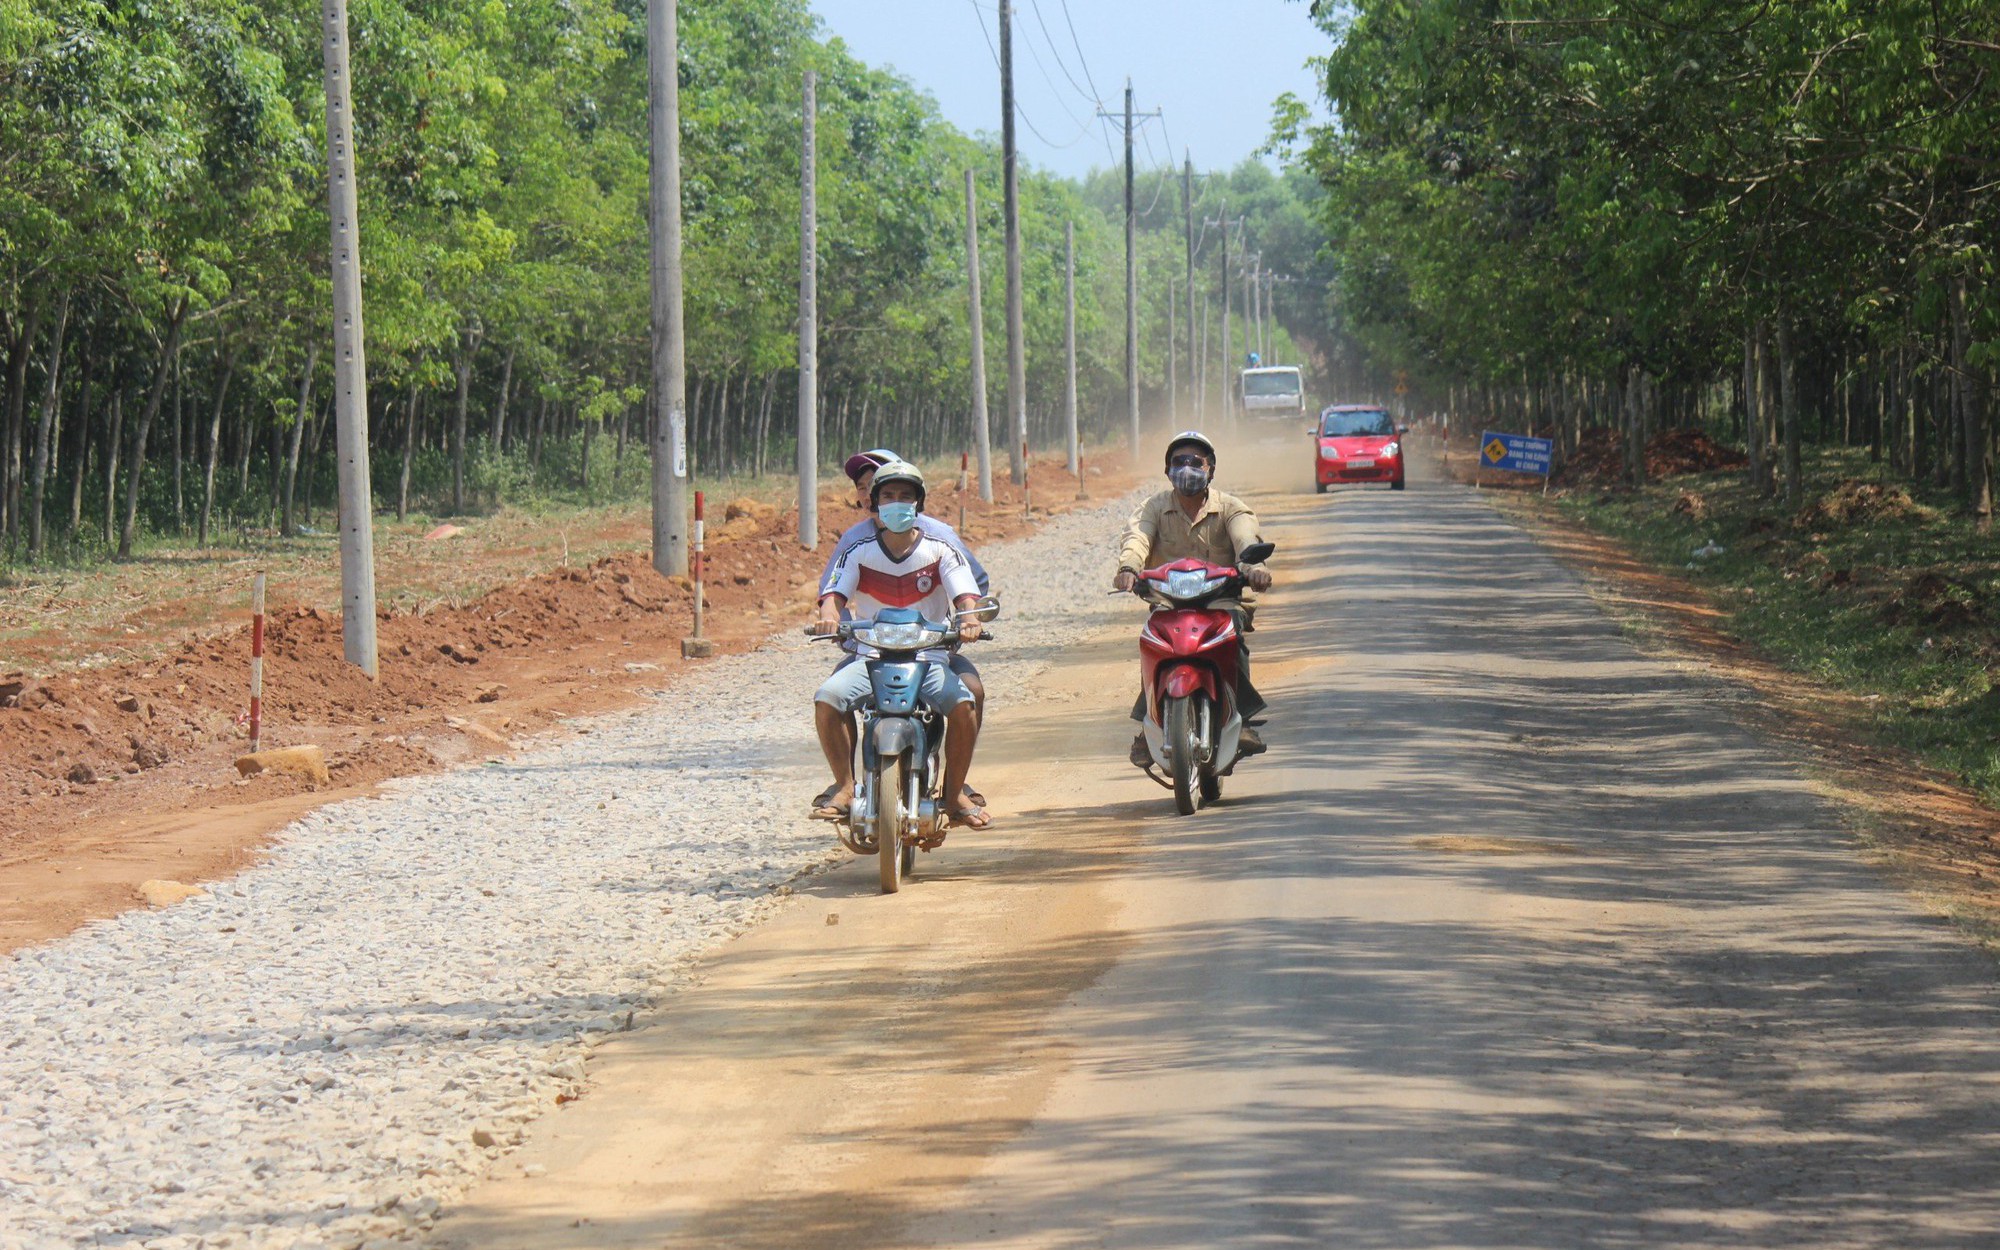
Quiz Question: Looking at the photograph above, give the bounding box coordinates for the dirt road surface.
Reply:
[431,450,2000,1249]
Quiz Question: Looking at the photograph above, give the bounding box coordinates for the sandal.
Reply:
[947,805,992,831]
[810,786,852,821]
[960,783,987,809]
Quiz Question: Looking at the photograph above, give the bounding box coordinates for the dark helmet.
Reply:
[868,459,927,509]
[842,447,899,484]
[1164,430,1218,472]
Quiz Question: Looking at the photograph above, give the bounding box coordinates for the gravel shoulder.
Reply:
[0,492,1144,1250]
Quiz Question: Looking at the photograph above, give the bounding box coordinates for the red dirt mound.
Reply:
[1797,480,1928,529]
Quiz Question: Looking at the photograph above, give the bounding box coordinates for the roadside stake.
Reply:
[248,572,265,754]
[682,491,714,658]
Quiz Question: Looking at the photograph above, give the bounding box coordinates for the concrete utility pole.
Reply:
[1199,296,1210,422]
[1246,253,1261,362]
[1000,0,1026,484]
[1182,152,1196,428]
[964,171,994,501]
[647,0,689,577]
[1217,208,1231,426]
[797,69,818,548]
[320,0,378,677]
[1064,220,1078,476]
[1167,280,1177,424]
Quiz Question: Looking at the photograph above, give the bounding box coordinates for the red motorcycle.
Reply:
[1125,541,1275,814]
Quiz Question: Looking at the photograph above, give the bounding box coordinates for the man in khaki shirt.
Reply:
[1113,432,1272,765]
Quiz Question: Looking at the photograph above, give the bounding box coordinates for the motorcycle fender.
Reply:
[872,717,923,760]
[1161,666,1216,701]
[1215,709,1243,771]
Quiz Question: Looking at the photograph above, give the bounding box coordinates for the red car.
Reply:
[1313,404,1406,492]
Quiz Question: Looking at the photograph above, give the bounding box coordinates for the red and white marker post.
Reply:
[248,572,266,754]
[681,491,715,658]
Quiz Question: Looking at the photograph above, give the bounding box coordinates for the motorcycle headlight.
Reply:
[1381,441,1400,458]
[857,621,947,650]
[1162,569,1227,600]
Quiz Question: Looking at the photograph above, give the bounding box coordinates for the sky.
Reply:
[806,0,1330,182]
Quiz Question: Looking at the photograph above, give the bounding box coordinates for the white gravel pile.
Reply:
[0,491,1142,1250]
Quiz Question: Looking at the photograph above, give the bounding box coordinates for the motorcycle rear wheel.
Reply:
[875,753,913,893]
[1165,695,1201,815]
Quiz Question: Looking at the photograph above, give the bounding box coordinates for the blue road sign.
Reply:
[1479,431,1554,476]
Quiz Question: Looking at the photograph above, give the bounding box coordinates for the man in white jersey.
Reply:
[812,461,990,830]
[819,447,994,809]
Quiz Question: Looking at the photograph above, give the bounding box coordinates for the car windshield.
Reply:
[1242,372,1301,397]
[1321,410,1394,437]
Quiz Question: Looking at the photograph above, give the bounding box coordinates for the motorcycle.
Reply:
[808,598,996,892]
[1124,541,1275,814]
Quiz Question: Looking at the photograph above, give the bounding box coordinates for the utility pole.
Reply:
[1246,253,1261,362]
[964,170,994,501]
[1199,296,1210,423]
[1167,280,1177,424]
[647,0,689,577]
[1101,84,1161,457]
[320,0,378,677]
[1064,219,1078,476]
[796,68,817,548]
[1217,208,1231,426]
[1000,0,1026,484]
[1183,152,1196,430]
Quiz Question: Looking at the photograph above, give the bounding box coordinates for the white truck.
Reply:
[1238,366,1305,425]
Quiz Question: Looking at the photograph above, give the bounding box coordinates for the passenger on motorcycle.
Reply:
[811,461,992,830]
[820,448,993,808]
[1113,431,1273,768]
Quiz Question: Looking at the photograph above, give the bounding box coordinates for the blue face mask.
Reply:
[877,501,920,533]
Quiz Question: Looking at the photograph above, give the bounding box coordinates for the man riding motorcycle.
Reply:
[818,448,992,811]
[1113,431,1272,768]
[811,460,991,830]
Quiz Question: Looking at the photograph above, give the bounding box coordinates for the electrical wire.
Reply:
[1054,0,1106,107]
[966,0,1097,150]
[1026,0,1099,107]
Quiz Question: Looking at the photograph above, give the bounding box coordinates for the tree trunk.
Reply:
[451,325,480,514]
[3,291,50,541]
[1955,280,1990,530]
[26,292,70,561]
[171,352,184,531]
[198,341,243,547]
[118,295,191,559]
[1776,316,1800,507]
[67,341,95,534]
[398,384,419,521]
[102,389,124,547]
[282,340,320,537]
[489,344,514,452]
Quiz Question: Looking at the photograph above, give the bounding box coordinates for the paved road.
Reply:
[432,461,2000,1250]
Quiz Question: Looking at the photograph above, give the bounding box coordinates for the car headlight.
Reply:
[1381,441,1400,458]
[1319,445,1340,460]
[1162,569,1227,600]
[857,621,947,650]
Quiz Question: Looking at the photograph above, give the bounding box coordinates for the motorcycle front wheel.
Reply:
[874,752,913,893]
[1164,694,1201,815]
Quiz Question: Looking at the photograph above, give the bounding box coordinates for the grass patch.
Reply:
[1555,446,2000,805]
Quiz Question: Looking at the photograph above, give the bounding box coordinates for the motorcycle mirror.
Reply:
[1238,541,1276,565]
[970,593,1002,622]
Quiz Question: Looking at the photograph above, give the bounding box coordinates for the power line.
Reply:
[1026,0,1098,107]
[968,0,1095,149]
[1054,0,1105,106]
